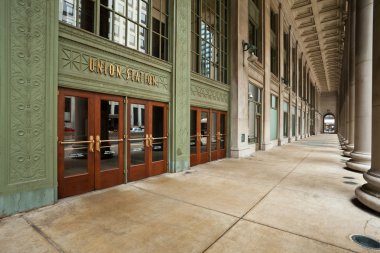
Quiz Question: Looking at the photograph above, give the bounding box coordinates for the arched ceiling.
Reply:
[283,0,347,92]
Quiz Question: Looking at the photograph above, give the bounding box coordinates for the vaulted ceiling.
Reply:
[283,0,347,92]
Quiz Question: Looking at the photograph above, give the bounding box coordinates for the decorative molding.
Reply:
[190,73,230,92]
[8,0,47,184]
[191,83,229,103]
[248,61,264,84]
[59,23,173,73]
[59,45,170,94]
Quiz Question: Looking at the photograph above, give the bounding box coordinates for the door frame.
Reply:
[58,88,125,198]
[127,98,168,182]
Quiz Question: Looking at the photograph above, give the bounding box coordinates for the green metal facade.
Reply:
[0,0,230,217]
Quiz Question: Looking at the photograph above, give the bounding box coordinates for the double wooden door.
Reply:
[58,89,124,198]
[190,107,227,166]
[127,99,168,181]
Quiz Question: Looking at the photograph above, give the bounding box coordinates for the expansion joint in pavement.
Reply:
[22,216,65,253]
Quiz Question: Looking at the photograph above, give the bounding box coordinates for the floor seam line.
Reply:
[241,219,360,253]
[130,184,241,219]
[201,144,316,252]
[22,216,65,253]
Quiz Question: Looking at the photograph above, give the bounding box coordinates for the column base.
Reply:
[343,144,354,157]
[230,146,255,158]
[346,151,371,172]
[261,142,274,151]
[355,172,380,212]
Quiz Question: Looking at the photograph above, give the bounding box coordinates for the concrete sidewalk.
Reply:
[1,135,379,253]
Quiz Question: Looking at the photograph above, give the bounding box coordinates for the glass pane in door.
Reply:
[200,111,208,153]
[100,100,120,171]
[211,112,217,151]
[130,104,145,165]
[220,114,225,150]
[152,106,164,162]
[190,110,197,155]
[63,96,89,177]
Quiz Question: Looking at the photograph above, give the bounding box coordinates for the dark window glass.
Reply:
[59,0,170,61]
[191,0,228,84]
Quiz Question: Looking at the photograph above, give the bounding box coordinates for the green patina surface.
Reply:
[0,0,230,216]
[0,0,58,217]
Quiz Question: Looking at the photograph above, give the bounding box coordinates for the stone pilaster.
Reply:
[262,0,272,150]
[346,0,373,172]
[230,0,254,157]
[295,43,300,141]
[0,0,58,216]
[170,0,191,171]
[355,0,380,212]
[288,27,293,143]
[278,4,284,145]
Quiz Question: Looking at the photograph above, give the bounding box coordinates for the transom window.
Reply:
[191,0,229,84]
[59,0,169,61]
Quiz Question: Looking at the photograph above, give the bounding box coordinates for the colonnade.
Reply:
[338,0,379,213]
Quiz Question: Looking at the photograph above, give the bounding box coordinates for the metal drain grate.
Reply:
[350,235,380,250]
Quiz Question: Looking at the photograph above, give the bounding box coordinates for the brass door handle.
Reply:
[89,135,94,152]
[145,134,150,147]
[95,135,100,152]
[149,134,153,147]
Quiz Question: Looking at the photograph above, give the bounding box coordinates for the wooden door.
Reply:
[127,99,167,181]
[58,89,125,198]
[94,94,125,189]
[190,107,210,166]
[211,110,227,161]
[58,89,95,198]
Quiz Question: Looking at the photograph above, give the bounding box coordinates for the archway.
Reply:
[323,114,336,133]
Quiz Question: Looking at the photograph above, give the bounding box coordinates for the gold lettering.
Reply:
[127,69,132,80]
[104,62,108,75]
[89,58,95,72]
[140,72,144,83]
[148,75,152,85]
[116,65,122,78]
[152,76,157,86]
[109,64,115,77]
[97,61,103,74]
[135,71,140,82]
[145,73,149,84]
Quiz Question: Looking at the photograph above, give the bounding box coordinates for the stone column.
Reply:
[170,0,191,171]
[355,0,380,212]
[230,0,254,156]
[344,0,356,156]
[295,44,300,141]
[346,0,373,172]
[262,0,272,150]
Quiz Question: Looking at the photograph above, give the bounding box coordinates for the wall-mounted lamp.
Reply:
[281,77,289,85]
[242,40,257,66]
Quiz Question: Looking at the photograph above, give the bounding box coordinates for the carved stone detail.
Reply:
[191,83,229,105]
[9,0,47,183]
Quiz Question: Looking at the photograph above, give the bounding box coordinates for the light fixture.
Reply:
[242,40,257,66]
[281,77,289,85]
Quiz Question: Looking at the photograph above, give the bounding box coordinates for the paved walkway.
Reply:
[1,134,379,253]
